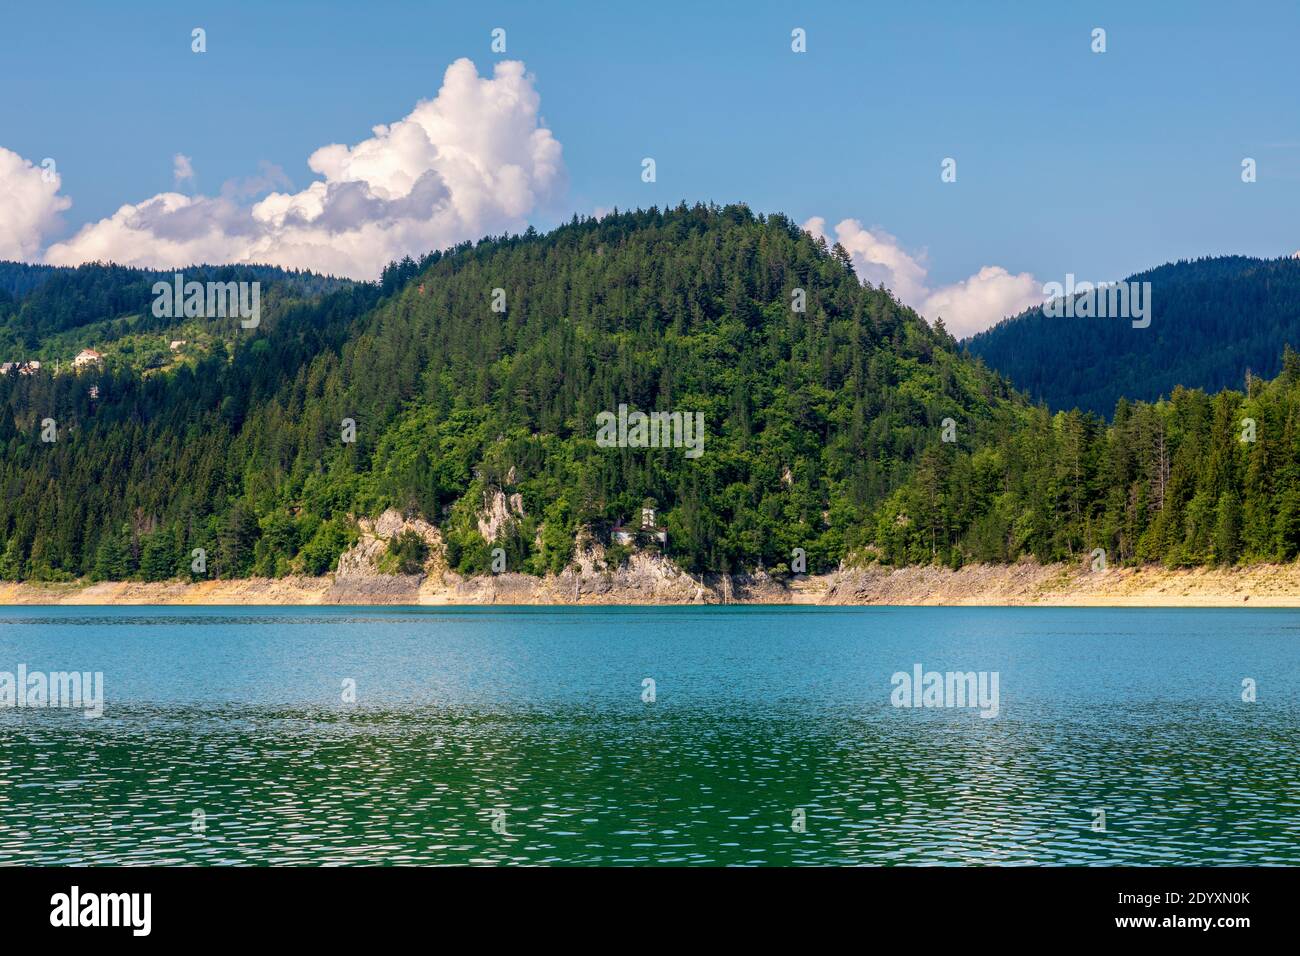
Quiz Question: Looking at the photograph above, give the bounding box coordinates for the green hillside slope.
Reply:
[3,205,1297,583]
[0,205,1020,580]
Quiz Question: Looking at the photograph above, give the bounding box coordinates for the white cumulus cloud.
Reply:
[918,266,1042,339]
[172,153,195,185]
[805,216,929,306]
[0,147,72,262]
[804,217,1040,338]
[42,58,564,279]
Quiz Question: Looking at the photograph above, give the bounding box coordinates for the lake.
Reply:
[0,605,1296,865]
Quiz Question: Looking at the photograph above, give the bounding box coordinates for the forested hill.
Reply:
[0,260,351,355]
[0,262,58,298]
[964,255,1300,416]
[876,346,1300,569]
[2,206,1298,583]
[0,204,1021,581]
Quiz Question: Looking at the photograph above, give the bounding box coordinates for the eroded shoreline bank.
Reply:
[3,558,1299,607]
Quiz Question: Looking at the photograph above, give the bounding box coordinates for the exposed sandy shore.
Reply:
[2,559,1299,607]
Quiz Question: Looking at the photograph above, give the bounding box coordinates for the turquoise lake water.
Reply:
[0,605,1297,865]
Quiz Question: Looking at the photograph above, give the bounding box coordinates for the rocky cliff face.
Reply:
[424,556,820,605]
[327,511,812,604]
[327,509,445,604]
[475,488,525,543]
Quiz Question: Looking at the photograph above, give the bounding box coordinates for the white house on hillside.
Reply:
[73,348,103,368]
[611,501,668,547]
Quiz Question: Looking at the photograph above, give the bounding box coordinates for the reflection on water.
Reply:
[0,606,1297,865]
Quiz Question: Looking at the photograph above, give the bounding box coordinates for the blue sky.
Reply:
[1,0,1296,334]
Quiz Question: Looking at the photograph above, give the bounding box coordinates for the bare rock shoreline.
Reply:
[4,507,1295,607]
[3,558,1299,607]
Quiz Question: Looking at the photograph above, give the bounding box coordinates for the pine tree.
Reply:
[1212,492,1242,565]
[92,527,132,581]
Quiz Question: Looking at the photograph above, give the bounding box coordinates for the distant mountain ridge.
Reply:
[0,260,351,355]
[0,262,58,297]
[964,255,1300,416]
